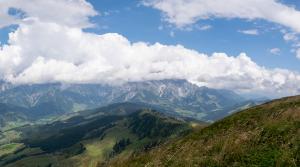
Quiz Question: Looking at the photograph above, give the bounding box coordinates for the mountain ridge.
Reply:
[0,79,261,122]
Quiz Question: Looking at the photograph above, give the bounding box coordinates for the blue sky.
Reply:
[84,0,300,71]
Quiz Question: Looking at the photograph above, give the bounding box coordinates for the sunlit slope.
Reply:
[112,96,300,167]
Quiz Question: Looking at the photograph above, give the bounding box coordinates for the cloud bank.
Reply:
[0,0,300,97]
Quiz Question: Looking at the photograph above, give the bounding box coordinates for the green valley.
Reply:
[0,103,198,167]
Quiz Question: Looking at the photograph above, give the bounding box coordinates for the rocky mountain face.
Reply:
[0,80,261,122]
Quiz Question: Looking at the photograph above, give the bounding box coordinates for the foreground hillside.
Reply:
[110,96,300,167]
[0,103,197,167]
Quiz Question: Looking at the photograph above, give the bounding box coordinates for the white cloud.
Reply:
[143,0,300,33]
[269,48,280,55]
[238,29,259,35]
[0,0,300,98]
[103,10,120,16]
[281,31,300,58]
[0,0,97,28]
[174,24,212,32]
[197,25,212,31]
[283,32,298,42]
[1,20,300,97]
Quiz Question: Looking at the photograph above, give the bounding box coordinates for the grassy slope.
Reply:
[111,96,300,167]
[0,143,25,158]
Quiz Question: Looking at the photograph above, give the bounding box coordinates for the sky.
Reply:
[0,0,300,98]
[88,0,300,71]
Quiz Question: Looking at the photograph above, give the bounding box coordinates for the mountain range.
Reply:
[0,79,265,127]
[0,79,276,166]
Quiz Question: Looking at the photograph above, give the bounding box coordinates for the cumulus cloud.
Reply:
[0,0,97,28]
[1,20,300,97]
[0,0,300,97]
[238,29,259,35]
[142,0,300,33]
